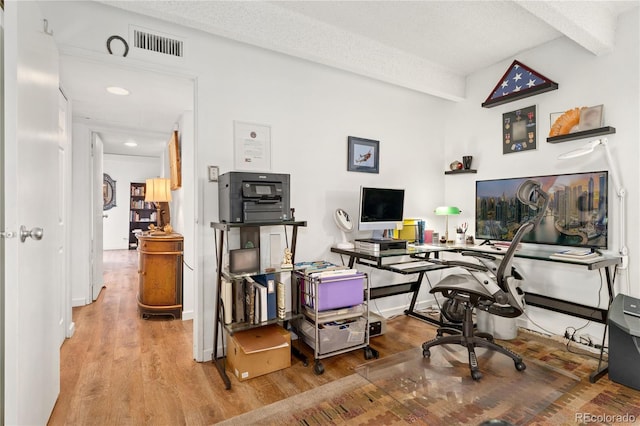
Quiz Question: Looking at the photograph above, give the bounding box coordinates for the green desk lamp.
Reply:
[434,206,461,243]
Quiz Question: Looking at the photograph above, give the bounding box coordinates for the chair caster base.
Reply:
[471,369,482,381]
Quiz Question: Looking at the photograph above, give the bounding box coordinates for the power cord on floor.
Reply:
[564,335,608,360]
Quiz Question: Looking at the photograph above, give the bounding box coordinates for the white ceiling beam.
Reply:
[103,1,465,101]
[516,1,617,56]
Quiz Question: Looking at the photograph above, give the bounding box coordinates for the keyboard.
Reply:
[388,260,432,270]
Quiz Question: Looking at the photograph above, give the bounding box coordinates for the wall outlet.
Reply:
[208,165,219,182]
[620,255,629,269]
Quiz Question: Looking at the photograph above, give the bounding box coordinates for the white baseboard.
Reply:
[202,348,213,364]
[71,297,88,307]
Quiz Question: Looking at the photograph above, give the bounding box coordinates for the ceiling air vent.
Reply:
[132,28,184,57]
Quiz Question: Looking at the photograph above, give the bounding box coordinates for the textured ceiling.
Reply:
[60,55,193,157]
[58,1,638,155]
[105,0,636,100]
[271,1,562,75]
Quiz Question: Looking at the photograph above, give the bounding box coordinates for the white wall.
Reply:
[46,2,639,354]
[103,154,162,250]
[442,10,639,342]
[43,1,453,360]
[193,37,454,357]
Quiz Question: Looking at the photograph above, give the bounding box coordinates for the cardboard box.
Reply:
[226,325,291,381]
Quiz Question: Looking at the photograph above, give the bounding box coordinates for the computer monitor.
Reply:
[475,171,608,249]
[357,186,405,235]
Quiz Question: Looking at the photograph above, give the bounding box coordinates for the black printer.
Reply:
[218,172,291,223]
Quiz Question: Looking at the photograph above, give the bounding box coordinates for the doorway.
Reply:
[58,54,198,353]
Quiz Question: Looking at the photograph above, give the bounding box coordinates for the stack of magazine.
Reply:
[549,248,602,262]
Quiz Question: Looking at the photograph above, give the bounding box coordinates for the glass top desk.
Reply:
[330,244,456,327]
[330,243,622,382]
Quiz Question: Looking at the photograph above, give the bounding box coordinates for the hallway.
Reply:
[49,250,213,424]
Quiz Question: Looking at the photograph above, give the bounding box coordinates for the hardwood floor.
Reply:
[48,249,438,425]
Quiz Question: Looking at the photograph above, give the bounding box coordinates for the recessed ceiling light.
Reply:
[124,141,138,147]
[106,86,130,96]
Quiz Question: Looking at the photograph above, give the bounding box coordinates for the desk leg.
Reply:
[590,322,609,383]
[406,271,424,313]
[590,265,615,383]
[404,271,448,327]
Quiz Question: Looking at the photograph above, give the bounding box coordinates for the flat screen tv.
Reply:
[475,171,608,249]
[357,186,405,234]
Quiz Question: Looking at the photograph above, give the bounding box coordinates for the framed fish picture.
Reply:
[347,136,379,173]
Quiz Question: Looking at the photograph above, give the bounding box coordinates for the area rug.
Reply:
[354,346,579,425]
[216,343,580,425]
[216,374,410,425]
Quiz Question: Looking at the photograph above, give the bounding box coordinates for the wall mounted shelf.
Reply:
[546,126,616,144]
[445,169,477,175]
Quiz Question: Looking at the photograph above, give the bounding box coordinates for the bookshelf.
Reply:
[129,182,157,249]
[210,220,308,390]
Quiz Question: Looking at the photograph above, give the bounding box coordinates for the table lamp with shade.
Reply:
[145,178,172,232]
[434,206,461,243]
[558,138,627,269]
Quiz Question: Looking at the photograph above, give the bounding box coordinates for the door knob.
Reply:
[20,225,44,242]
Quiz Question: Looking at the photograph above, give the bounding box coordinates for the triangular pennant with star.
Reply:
[482,60,558,108]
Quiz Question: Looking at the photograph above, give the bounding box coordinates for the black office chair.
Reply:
[422,179,549,380]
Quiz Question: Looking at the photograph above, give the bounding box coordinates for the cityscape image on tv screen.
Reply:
[475,171,608,248]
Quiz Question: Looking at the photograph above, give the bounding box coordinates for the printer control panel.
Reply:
[242,182,283,200]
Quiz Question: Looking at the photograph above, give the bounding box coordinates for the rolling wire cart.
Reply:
[293,268,379,375]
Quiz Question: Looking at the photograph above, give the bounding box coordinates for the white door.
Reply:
[92,133,104,300]
[3,2,62,424]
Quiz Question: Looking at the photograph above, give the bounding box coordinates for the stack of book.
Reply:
[294,260,346,274]
[221,273,279,325]
[549,248,602,262]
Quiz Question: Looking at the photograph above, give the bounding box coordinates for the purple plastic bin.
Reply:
[316,273,364,311]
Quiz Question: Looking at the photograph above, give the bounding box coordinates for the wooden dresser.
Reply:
[137,233,183,319]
